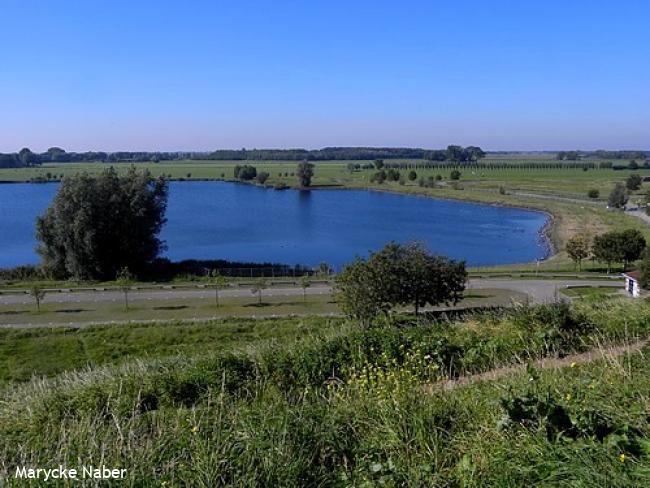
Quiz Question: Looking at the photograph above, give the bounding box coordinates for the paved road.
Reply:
[467,278,621,303]
[510,191,604,206]
[0,279,622,307]
[629,210,650,226]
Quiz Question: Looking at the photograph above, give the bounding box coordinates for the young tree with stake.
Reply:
[251,278,269,305]
[299,275,311,302]
[116,267,134,312]
[209,269,229,306]
[29,285,46,312]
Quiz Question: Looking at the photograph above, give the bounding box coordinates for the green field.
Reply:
[0,288,522,327]
[1,299,649,485]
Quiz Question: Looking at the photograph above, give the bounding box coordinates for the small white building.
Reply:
[623,271,643,298]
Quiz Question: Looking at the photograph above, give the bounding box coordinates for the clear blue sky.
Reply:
[1,0,648,152]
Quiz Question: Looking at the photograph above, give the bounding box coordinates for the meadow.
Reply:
[0,288,519,327]
[1,298,649,485]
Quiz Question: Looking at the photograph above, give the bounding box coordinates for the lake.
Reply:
[0,181,550,269]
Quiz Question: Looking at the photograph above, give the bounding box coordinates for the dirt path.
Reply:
[425,338,648,393]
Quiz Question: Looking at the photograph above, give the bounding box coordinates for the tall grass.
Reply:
[1,299,649,485]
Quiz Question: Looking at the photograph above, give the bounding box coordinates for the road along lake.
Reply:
[0,181,550,269]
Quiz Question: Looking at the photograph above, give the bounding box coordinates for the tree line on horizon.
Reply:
[4,145,648,170]
[0,146,482,168]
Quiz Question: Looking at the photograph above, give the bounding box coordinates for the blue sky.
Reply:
[1,0,648,151]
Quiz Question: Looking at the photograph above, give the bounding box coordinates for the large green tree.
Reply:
[296,160,315,187]
[36,167,168,280]
[565,235,591,271]
[592,232,623,273]
[607,182,628,208]
[626,173,642,191]
[335,242,466,325]
[396,243,466,315]
[619,229,646,270]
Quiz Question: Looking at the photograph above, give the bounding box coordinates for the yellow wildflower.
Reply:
[191,425,199,433]
[619,453,626,463]
[570,362,577,368]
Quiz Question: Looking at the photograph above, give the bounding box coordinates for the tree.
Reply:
[626,173,642,191]
[29,285,46,312]
[296,161,314,187]
[408,170,417,181]
[592,232,623,273]
[446,145,465,163]
[607,182,628,208]
[466,146,486,162]
[115,267,134,311]
[299,275,311,302]
[256,171,270,185]
[386,168,400,181]
[629,160,639,170]
[316,262,332,277]
[587,189,599,199]
[371,170,387,184]
[18,147,39,166]
[234,164,257,180]
[450,170,461,180]
[374,159,384,170]
[334,258,392,327]
[565,235,590,271]
[395,243,466,315]
[619,229,646,270]
[251,278,268,305]
[209,269,229,306]
[36,167,168,280]
[335,242,466,325]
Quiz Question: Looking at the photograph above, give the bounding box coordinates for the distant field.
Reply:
[1,159,648,205]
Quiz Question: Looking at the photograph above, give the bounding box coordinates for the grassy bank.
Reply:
[1,298,649,485]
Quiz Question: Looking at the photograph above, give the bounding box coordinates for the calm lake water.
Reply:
[0,181,550,269]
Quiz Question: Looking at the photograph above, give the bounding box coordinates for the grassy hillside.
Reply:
[1,298,649,485]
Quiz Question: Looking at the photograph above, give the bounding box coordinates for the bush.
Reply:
[587,189,599,199]
[256,171,270,185]
[626,173,642,191]
[234,164,257,180]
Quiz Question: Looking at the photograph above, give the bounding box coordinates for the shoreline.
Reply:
[0,178,556,270]
[309,183,558,263]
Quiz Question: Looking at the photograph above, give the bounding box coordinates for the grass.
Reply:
[0,316,344,386]
[1,298,649,485]
[561,286,623,299]
[0,287,524,327]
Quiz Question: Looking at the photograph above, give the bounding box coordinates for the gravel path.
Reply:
[628,209,650,226]
[0,279,620,308]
